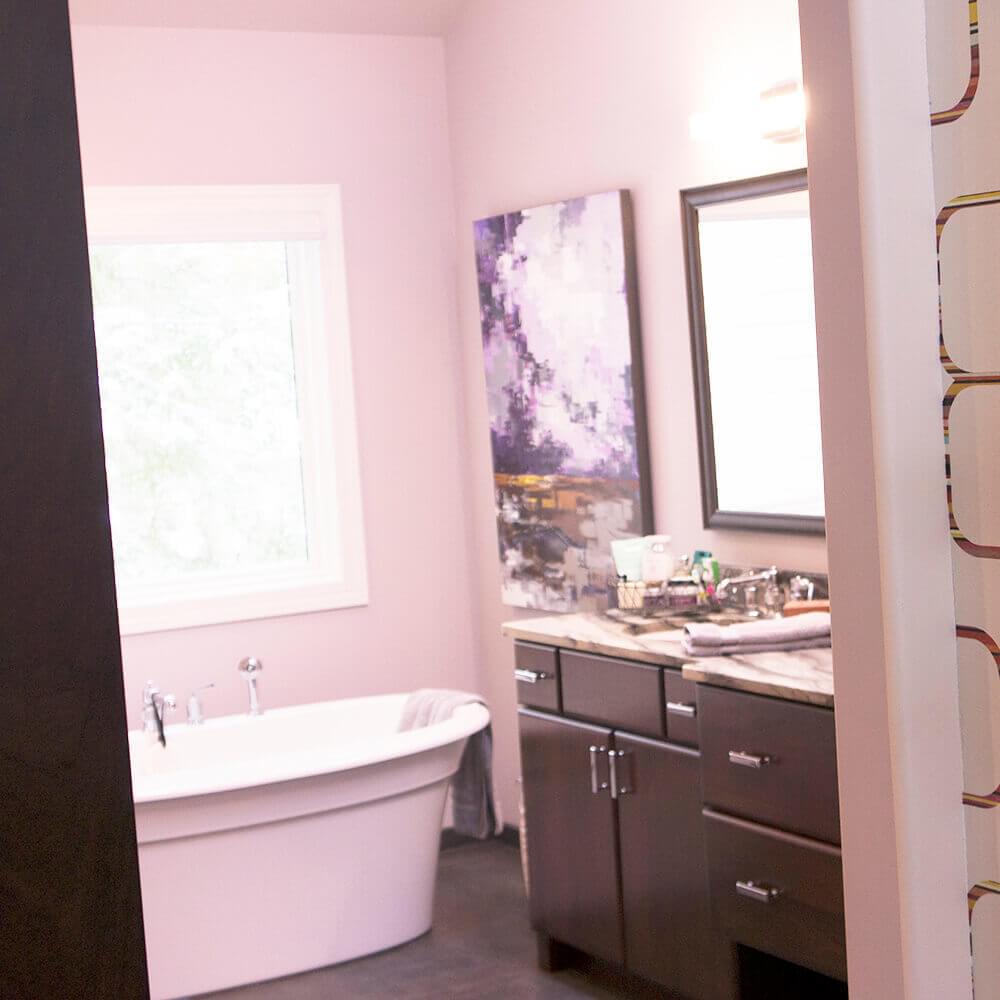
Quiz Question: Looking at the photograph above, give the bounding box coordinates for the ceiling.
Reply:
[68,0,467,35]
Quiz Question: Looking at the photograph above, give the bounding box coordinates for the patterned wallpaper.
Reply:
[929,1,1000,994]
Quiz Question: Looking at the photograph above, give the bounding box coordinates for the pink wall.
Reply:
[66,9,977,995]
[69,0,463,35]
[72,9,826,831]
[444,0,823,820]
[70,27,480,729]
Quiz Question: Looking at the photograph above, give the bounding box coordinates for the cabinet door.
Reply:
[616,732,729,1000]
[519,709,624,965]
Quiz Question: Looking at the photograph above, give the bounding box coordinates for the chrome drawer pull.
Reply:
[728,749,771,769]
[736,880,783,903]
[666,701,696,719]
[588,745,609,795]
[515,668,551,684]
[608,749,631,799]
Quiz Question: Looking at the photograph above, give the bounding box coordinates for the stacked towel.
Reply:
[398,689,501,840]
[682,611,831,657]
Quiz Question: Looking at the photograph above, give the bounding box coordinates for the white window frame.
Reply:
[84,185,368,635]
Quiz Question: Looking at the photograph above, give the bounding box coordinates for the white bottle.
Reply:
[641,535,675,584]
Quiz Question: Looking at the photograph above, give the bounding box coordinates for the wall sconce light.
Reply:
[759,79,806,143]
[689,78,806,144]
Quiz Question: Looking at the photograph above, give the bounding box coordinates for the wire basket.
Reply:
[606,576,669,616]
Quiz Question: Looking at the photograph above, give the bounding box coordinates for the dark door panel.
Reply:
[0,5,149,996]
[519,709,624,965]
[616,732,735,1000]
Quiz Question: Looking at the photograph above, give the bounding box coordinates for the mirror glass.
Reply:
[683,170,824,533]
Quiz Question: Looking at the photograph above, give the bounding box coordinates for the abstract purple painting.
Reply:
[474,190,651,611]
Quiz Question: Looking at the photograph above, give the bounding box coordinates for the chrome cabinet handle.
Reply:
[666,701,696,719]
[608,749,631,799]
[515,668,552,684]
[736,880,783,903]
[728,749,771,769]
[588,745,609,795]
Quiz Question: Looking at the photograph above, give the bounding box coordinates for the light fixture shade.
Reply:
[689,78,806,145]
[759,79,807,143]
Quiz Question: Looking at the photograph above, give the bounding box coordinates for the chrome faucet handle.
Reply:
[238,657,263,716]
[157,693,175,748]
[142,682,175,713]
[141,681,162,732]
[186,683,214,726]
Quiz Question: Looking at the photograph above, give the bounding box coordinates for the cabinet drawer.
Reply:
[514,642,561,711]
[704,809,845,982]
[662,670,699,747]
[698,685,840,844]
[561,650,664,737]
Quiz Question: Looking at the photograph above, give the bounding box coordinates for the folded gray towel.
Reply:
[682,635,832,657]
[683,611,831,649]
[398,689,500,840]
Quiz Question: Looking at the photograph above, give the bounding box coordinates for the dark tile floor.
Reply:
[202,840,653,1000]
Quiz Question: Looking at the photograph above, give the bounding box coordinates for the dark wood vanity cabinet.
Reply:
[696,686,846,987]
[513,635,845,998]
[516,641,724,1000]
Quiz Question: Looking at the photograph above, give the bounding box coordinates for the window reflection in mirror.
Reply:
[682,169,825,534]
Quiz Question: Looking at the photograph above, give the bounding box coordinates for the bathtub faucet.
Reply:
[238,657,264,716]
[142,681,176,747]
[186,683,215,725]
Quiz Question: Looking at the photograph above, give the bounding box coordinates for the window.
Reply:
[85,186,367,634]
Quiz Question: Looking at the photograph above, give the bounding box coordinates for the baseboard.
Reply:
[440,823,520,851]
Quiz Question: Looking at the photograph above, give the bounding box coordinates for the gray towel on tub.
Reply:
[398,689,500,840]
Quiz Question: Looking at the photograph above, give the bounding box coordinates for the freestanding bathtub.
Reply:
[128,693,490,1000]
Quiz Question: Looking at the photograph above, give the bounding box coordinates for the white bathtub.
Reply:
[129,693,490,1000]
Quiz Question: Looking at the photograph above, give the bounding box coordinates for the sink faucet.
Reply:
[142,681,176,747]
[716,567,781,616]
[238,657,264,716]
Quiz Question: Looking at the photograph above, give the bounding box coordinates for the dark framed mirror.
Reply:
[681,168,824,535]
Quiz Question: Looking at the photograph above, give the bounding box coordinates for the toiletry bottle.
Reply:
[641,535,675,584]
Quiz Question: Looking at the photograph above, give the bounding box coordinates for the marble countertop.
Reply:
[500,612,691,666]
[681,647,833,707]
[500,612,834,707]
